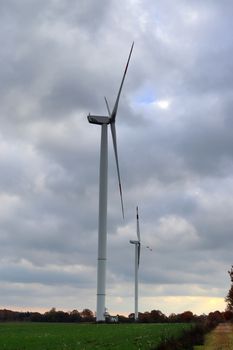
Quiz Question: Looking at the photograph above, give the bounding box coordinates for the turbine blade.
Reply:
[138,243,141,267]
[146,246,152,251]
[110,42,134,123]
[104,97,111,117]
[111,123,124,218]
[136,206,140,242]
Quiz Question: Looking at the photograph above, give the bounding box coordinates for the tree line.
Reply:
[0,307,232,323]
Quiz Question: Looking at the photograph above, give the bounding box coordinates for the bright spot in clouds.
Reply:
[132,89,171,110]
[156,99,171,109]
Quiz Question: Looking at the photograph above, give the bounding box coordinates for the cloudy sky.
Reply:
[0,0,233,316]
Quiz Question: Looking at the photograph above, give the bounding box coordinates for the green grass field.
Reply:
[0,322,192,350]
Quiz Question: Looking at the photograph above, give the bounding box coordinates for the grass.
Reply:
[194,323,233,350]
[0,322,192,350]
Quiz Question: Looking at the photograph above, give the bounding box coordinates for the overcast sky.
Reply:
[0,0,233,316]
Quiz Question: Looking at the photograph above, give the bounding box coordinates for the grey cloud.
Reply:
[0,260,95,287]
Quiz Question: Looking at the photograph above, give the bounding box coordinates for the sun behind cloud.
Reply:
[156,99,171,110]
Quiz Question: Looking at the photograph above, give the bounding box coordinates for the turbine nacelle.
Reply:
[130,240,140,245]
[87,114,110,125]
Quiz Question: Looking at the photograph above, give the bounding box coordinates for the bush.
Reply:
[154,321,217,350]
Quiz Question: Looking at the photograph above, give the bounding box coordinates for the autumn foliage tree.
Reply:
[225,265,233,312]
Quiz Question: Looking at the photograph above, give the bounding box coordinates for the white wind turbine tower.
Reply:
[87,43,134,322]
[130,206,151,321]
[130,206,141,321]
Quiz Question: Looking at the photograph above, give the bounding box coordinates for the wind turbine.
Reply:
[130,206,141,321]
[87,43,134,322]
[130,206,151,321]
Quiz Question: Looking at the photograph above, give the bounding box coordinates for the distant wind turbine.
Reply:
[87,43,134,322]
[130,206,151,321]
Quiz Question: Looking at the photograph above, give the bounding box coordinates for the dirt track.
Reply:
[198,323,233,349]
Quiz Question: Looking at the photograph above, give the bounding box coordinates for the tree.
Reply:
[69,310,82,322]
[44,307,57,322]
[222,310,233,321]
[179,311,194,323]
[225,265,233,311]
[207,310,224,323]
[149,310,167,323]
[80,308,94,322]
[138,311,150,323]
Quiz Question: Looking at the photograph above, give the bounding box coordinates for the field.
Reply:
[0,322,192,350]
